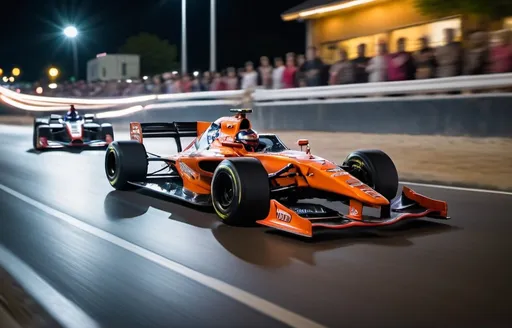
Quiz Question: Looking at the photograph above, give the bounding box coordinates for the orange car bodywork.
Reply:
[128,111,449,237]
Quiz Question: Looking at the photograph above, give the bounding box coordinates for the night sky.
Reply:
[2,0,306,81]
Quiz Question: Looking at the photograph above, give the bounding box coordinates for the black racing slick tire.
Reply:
[343,149,399,201]
[211,158,270,226]
[105,141,148,190]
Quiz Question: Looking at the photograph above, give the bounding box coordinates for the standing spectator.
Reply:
[302,46,324,87]
[258,56,273,89]
[295,54,307,86]
[489,29,512,73]
[329,49,354,85]
[272,57,285,89]
[210,72,227,91]
[241,61,258,90]
[464,30,490,75]
[366,42,388,82]
[436,28,463,78]
[225,67,239,90]
[387,37,416,81]
[415,36,437,79]
[283,52,298,88]
[352,44,370,83]
[181,74,192,92]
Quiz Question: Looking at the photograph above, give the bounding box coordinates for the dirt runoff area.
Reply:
[267,131,512,191]
[1,114,510,190]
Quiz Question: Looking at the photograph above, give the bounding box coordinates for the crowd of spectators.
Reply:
[8,28,512,97]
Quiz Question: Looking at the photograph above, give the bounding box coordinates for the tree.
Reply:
[415,0,512,29]
[119,32,178,76]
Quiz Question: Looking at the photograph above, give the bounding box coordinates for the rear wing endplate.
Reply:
[130,122,197,152]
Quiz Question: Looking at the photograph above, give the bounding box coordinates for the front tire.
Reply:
[343,149,399,201]
[105,141,148,190]
[211,158,270,226]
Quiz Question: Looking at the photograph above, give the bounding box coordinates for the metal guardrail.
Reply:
[1,73,511,111]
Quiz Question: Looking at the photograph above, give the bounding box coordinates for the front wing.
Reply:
[39,138,111,149]
[256,186,449,237]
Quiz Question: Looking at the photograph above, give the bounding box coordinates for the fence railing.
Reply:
[1,73,511,111]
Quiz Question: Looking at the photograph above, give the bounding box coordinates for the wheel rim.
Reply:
[106,150,117,179]
[213,171,235,210]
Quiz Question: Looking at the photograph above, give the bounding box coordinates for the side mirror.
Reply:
[297,139,309,147]
[297,139,310,154]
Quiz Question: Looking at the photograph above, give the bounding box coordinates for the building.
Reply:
[282,0,512,64]
[86,54,140,82]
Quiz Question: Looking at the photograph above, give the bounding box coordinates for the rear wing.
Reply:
[130,122,198,152]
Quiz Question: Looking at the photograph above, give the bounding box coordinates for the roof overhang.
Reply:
[282,0,378,21]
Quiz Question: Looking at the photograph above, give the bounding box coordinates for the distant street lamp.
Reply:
[49,67,59,78]
[63,25,79,80]
[0,68,3,76]
[12,67,20,77]
[8,77,14,83]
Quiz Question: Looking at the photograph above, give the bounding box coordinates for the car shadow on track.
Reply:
[210,220,461,268]
[26,147,107,154]
[104,190,461,269]
[103,190,218,229]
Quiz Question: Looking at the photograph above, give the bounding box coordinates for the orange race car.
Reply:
[104,108,449,237]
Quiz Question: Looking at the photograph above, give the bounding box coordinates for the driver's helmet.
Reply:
[65,105,80,120]
[236,128,259,151]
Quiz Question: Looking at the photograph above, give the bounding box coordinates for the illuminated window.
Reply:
[505,17,512,29]
[427,18,462,47]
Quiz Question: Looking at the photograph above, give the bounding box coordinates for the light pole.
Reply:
[181,0,187,74]
[63,25,79,79]
[210,0,216,72]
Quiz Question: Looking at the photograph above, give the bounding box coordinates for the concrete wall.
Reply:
[3,95,512,137]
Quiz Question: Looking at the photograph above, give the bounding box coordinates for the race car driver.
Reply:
[64,105,80,121]
[236,128,260,151]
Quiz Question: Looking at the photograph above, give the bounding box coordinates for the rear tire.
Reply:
[100,125,115,142]
[211,158,270,226]
[343,149,399,201]
[105,141,148,190]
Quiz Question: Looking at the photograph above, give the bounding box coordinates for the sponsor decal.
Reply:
[131,125,141,141]
[276,209,292,223]
[326,167,343,172]
[346,178,363,187]
[349,207,358,216]
[332,171,349,177]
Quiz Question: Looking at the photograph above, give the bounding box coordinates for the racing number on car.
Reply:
[276,209,292,223]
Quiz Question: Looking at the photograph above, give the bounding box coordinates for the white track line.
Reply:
[0,245,100,328]
[0,183,326,328]
[400,181,512,196]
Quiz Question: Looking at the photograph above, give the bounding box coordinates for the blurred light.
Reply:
[2,77,7,82]
[96,52,107,58]
[193,71,199,77]
[143,76,148,80]
[12,68,20,76]
[16,89,20,93]
[63,26,78,38]
[48,83,58,89]
[298,0,375,18]
[36,87,43,94]
[8,77,14,82]
[0,68,3,76]
[172,71,178,75]
[126,79,132,83]
[48,67,59,77]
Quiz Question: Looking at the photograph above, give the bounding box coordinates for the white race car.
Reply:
[33,110,114,150]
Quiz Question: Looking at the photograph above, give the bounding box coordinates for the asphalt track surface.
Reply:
[1,124,511,328]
